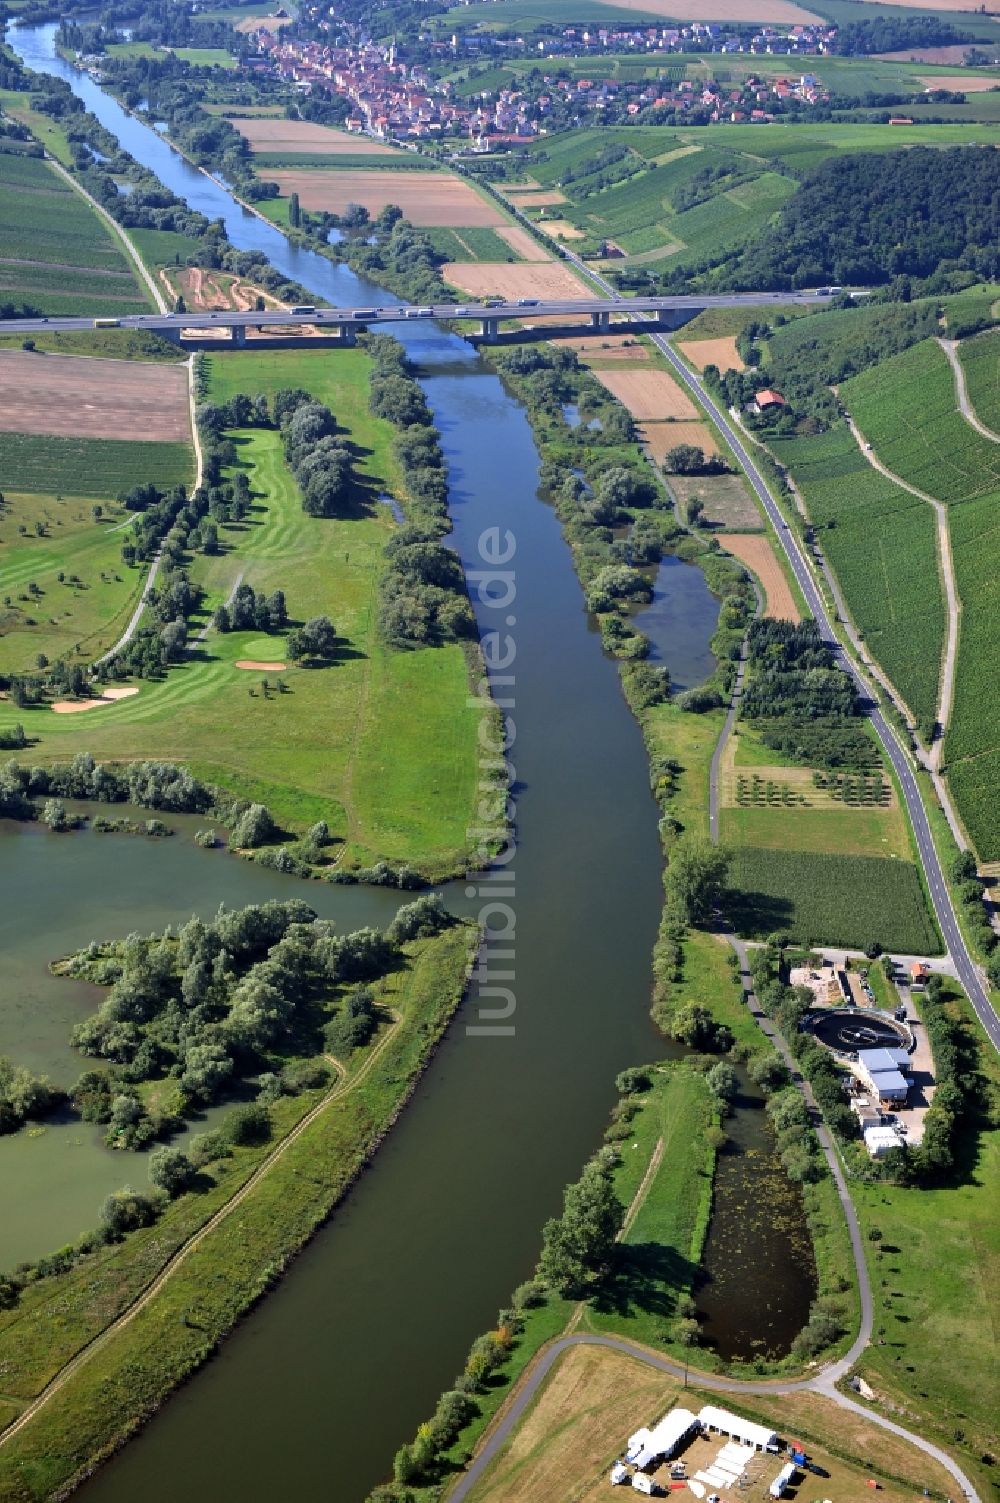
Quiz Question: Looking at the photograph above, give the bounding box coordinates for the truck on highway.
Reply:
[93,318,120,328]
[290,304,316,315]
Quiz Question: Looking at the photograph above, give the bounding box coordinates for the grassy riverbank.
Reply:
[0,922,478,1503]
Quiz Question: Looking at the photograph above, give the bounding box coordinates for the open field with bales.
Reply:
[267,168,504,226]
[0,150,149,317]
[0,351,191,443]
[0,347,484,874]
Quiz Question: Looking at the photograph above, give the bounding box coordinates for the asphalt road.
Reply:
[549,245,998,1055]
[0,289,851,337]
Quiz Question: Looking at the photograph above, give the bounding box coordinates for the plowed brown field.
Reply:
[230,118,399,153]
[640,420,716,463]
[678,335,744,372]
[0,351,190,443]
[496,225,551,260]
[592,366,698,420]
[442,261,589,299]
[720,534,800,621]
[269,170,504,226]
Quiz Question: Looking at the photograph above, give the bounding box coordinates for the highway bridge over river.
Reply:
[1,290,852,346]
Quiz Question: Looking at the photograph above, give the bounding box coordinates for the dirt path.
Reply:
[0,1011,404,1453]
[842,413,959,773]
[94,356,203,667]
[938,336,1000,443]
[47,158,167,315]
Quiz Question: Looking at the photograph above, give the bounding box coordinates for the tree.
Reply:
[665,836,730,926]
[288,191,301,229]
[665,443,706,474]
[286,615,337,664]
[230,802,275,849]
[705,1060,738,1104]
[670,1003,731,1052]
[148,1146,195,1198]
[538,1148,623,1296]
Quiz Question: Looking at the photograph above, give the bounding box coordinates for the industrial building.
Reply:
[856,1046,910,1106]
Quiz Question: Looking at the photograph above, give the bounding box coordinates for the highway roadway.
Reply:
[0,289,849,337]
[549,251,1000,1055]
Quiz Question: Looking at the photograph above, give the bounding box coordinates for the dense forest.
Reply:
[718,148,1000,290]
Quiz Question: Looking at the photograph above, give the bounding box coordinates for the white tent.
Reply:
[697,1405,777,1452]
[611,1461,630,1486]
[629,1409,698,1469]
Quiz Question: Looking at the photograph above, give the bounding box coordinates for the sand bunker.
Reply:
[236,659,287,671]
[51,687,139,714]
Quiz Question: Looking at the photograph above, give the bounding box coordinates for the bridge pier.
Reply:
[231,324,246,346]
[656,307,674,326]
[480,316,499,342]
[339,323,357,347]
[590,310,610,331]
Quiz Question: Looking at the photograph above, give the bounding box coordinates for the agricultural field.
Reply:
[170,46,237,68]
[441,260,588,299]
[0,432,193,499]
[668,472,762,530]
[266,168,504,226]
[0,351,191,444]
[841,338,1000,504]
[425,226,528,263]
[717,535,798,621]
[677,334,744,372]
[723,847,941,952]
[0,328,185,362]
[958,327,1000,436]
[768,425,945,728]
[228,117,402,156]
[0,150,150,316]
[0,348,484,874]
[591,365,698,419]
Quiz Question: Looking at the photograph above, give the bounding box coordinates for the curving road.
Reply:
[551,247,998,1053]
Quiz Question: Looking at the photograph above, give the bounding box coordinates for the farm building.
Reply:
[697,1405,778,1452]
[864,1124,902,1158]
[751,389,786,415]
[626,1408,699,1468]
[857,1046,910,1105]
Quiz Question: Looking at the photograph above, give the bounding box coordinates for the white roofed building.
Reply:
[627,1408,699,1468]
[697,1405,778,1451]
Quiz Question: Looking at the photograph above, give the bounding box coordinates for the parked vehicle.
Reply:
[290,304,316,315]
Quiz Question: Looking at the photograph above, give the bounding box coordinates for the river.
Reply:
[5,24,812,1499]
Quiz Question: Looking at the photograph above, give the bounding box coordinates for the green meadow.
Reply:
[0,348,485,876]
[0,493,143,673]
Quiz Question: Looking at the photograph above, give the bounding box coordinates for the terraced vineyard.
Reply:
[0,150,149,316]
[842,339,1000,505]
[958,327,1000,435]
[770,425,945,727]
[839,337,1000,860]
